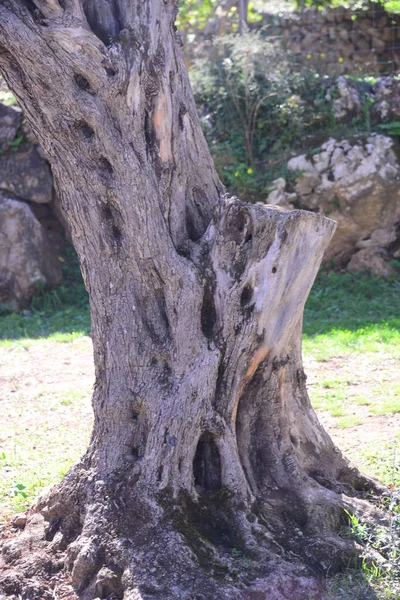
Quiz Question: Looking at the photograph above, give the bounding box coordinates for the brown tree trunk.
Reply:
[0,2,384,599]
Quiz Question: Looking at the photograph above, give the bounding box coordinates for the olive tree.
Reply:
[0,2,381,598]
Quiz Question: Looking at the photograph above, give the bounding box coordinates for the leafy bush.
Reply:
[190,31,335,201]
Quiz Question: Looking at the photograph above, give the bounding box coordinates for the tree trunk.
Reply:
[0,2,383,599]
[238,0,248,35]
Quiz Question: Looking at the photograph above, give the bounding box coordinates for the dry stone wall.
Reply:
[262,3,400,76]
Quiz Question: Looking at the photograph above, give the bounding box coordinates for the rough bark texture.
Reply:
[0,2,385,599]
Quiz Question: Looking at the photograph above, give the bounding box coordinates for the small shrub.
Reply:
[190,30,335,201]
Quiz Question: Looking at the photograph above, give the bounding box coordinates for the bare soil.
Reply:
[305,352,400,455]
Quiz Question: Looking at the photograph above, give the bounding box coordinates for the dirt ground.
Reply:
[305,352,400,456]
[0,337,94,406]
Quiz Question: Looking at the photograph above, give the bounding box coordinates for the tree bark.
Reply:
[0,2,384,599]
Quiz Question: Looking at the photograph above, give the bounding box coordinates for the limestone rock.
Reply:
[266,177,296,208]
[347,247,394,278]
[270,135,400,273]
[333,76,362,121]
[373,77,400,121]
[0,103,22,151]
[0,194,62,311]
[0,144,54,204]
[287,154,315,174]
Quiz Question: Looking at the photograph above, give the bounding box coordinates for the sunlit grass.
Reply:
[336,415,362,429]
[0,247,90,346]
[303,271,400,360]
[0,386,92,516]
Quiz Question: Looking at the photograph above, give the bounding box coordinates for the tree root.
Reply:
[0,458,390,600]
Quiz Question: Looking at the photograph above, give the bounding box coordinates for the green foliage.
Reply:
[377,122,400,136]
[0,88,17,106]
[0,130,25,157]
[177,1,263,36]
[342,500,400,579]
[12,483,28,499]
[190,31,335,200]
[6,131,24,152]
[177,0,218,30]
[324,448,400,598]
[295,0,400,14]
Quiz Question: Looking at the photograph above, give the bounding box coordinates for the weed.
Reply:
[12,483,28,500]
[7,131,24,152]
[377,122,400,137]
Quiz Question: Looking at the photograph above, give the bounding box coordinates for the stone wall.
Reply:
[188,2,400,76]
[263,3,400,76]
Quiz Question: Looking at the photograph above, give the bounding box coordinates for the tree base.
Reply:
[0,457,387,600]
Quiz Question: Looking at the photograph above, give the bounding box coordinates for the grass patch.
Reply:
[303,272,400,361]
[354,396,373,406]
[346,442,400,488]
[0,386,92,516]
[369,398,400,416]
[336,415,362,429]
[310,377,350,417]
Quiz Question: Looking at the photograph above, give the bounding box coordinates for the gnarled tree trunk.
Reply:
[0,2,383,599]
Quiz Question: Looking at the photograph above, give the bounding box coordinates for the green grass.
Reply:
[336,415,362,429]
[354,396,373,406]
[346,442,400,488]
[303,271,400,360]
[0,387,92,514]
[367,384,400,416]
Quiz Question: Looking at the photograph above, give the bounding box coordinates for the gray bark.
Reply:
[0,2,383,599]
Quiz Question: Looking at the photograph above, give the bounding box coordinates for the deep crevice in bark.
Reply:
[82,0,123,46]
[193,433,222,493]
[200,277,217,340]
[75,120,95,139]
